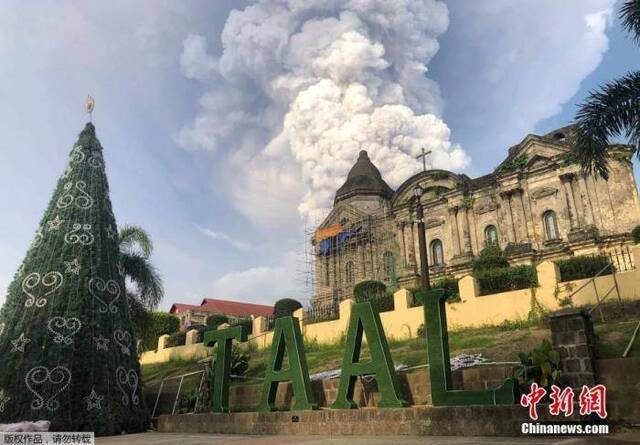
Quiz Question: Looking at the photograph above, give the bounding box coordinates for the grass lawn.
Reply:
[141,300,640,389]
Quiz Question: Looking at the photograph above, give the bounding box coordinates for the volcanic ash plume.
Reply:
[179,0,471,225]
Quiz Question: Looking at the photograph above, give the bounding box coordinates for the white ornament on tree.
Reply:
[10,333,31,353]
[88,278,120,314]
[106,225,116,240]
[56,181,94,210]
[70,144,86,164]
[47,317,82,345]
[22,272,63,308]
[64,258,82,275]
[25,366,71,411]
[83,387,104,411]
[32,227,44,248]
[0,323,5,338]
[47,215,65,231]
[93,335,110,351]
[113,330,131,356]
[116,367,139,406]
[64,223,94,246]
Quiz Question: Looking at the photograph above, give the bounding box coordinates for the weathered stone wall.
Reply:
[312,132,640,308]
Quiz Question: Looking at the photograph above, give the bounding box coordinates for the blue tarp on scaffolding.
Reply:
[317,228,361,256]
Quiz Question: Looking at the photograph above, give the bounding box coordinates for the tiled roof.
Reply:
[169,298,273,317]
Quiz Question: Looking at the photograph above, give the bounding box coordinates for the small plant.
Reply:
[206,314,229,330]
[517,339,561,388]
[472,245,509,273]
[462,196,474,210]
[497,153,528,174]
[432,277,460,302]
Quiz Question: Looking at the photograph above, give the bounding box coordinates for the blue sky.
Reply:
[0,0,637,310]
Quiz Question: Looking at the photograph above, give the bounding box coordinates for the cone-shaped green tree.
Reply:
[0,123,147,434]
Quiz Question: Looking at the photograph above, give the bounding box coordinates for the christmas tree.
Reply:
[0,122,147,434]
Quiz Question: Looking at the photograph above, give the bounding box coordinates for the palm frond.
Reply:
[119,225,153,258]
[621,0,640,44]
[121,252,164,310]
[572,71,640,179]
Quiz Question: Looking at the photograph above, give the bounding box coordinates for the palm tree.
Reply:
[572,0,640,179]
[118,225,164,337]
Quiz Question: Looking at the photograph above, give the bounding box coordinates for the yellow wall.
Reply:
[141,245,640,363]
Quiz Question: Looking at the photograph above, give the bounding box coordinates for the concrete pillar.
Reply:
[293,308,305,329]
[549,309,597,388]
[339,298,355,332]
[560,173,579,229]
[536,261,561,309]
[458,275,480,300]
[448,207,461,256]
[458,207,473,254]
[577,174,595,227]
[253,316,267,335]
[393,289,411,311]
[500,192,517,243]
[185,329,199,345]
[158,334,170,350]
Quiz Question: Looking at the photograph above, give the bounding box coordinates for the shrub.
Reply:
[141,312,180,350]
[167,331,186,347]
[476,265,538,296]
[517,339,561,388]
[206,314,229,330]
[556,255,613,282]
[356,293,394,312]
[417,323,425,337]
[472,245,509,273]
[353,280,387,300]
[633,225,640,244]
[273,298,303,318]
[433,277,460,302]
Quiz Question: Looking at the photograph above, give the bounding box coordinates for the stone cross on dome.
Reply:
[416,147,432,172]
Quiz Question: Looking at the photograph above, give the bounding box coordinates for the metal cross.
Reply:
[416,147,432,172]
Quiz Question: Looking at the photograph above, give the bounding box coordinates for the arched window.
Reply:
[383,251,395,278]
[485,225,498,245]
[543,210,559,240]
[430,239,444,266]
[346,261,355,284]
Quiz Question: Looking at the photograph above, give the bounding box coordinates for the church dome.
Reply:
[334,150,394,204]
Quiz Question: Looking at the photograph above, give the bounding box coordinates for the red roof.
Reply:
[169,298,273,318]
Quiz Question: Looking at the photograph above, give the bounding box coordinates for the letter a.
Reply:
[203,325,248,413]
[331,301,408,409]
[415,289,516,406]
[258,316,316,411]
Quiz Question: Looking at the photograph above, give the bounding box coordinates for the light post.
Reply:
[414,185,431,291]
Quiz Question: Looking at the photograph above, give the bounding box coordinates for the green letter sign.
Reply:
[203,325,248,413]
[258,316,317,411]
[415,289,517,405]
[331,301,408,409]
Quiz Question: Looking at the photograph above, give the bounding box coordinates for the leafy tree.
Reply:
[273,298,302,318]
[0,123,147,434]
[118,225,163,339]
[472,245,509,273]
[572,0,640,179]
[140,312,179,350]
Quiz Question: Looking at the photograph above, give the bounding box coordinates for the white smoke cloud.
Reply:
[179,0,467,226]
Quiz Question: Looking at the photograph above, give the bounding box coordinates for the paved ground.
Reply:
[96,431,640,445]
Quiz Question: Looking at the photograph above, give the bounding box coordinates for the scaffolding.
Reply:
[297,205,402,309]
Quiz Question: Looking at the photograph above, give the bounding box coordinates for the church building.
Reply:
[311,125,640,308]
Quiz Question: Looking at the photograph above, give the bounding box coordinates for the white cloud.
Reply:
[196,225,252,251]
[179,0,464,226]
[438,0,615,169]
[211,251,305,305]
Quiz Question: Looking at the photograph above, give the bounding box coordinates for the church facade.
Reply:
[311,125,640,308]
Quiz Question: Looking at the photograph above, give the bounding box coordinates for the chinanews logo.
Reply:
[520,383,609,435]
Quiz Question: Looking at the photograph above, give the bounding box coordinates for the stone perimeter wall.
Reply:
[141,245,640,364]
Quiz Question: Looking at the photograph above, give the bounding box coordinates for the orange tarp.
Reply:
[314,224,343,243]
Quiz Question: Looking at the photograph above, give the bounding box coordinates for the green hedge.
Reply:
[433,277,460,302]
[353,280,387,300]
[230,317,253,334]
[355,292,395,312]
[472,245,509,273]
[206,314,229,330]
[141,312,180,350]
[556,255,613,282]
[477,265,538,296]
